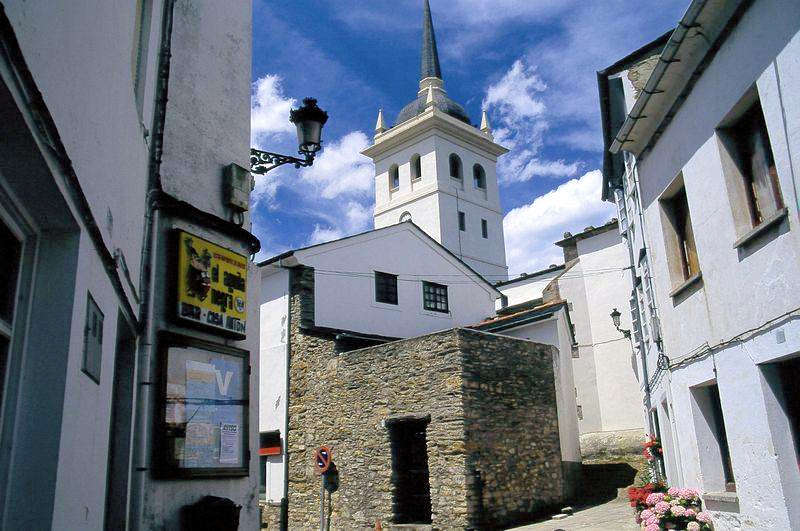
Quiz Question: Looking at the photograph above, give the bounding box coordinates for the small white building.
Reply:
[494,221,646,455]
[258,221,500,503]
[602,0,800,528]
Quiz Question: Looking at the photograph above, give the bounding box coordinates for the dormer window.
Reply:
[473,164,486,189]
[411,154,422,181]
[389,164,400,190]
[449,154,462,180]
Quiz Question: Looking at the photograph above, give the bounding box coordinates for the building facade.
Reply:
[601,0,800,528]
[258,221,501,508]
[0,1,260,529]
[555,222,646,455]
[362,0,509,282]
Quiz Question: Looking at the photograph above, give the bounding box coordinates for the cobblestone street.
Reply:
[508,500,638,531]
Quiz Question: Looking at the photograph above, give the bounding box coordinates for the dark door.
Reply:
[389,419,432,524]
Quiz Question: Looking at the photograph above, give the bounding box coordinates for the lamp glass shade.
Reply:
[290,97,328,155]
[610,308,621,328]
[295,120,322,153]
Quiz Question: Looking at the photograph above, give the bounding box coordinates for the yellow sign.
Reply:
[176,230,247,336]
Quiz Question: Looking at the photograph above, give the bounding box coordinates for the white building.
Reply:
[0,1,260,529]
[494,221,646,455]
[602,0,800,528]
[258,221,500,503]
[361,0,509,283]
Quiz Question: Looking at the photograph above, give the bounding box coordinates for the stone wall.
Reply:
[459,329,564,528]
[285,270,566,529]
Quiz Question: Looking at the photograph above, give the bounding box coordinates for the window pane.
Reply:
[458,212,465,231]
[375,272,398,305]
[422,282,448,313]
[0,221,21,323]
[481,219,488,238]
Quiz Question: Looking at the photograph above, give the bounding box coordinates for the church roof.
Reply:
[420,0,441,80]
[394,0,472,126]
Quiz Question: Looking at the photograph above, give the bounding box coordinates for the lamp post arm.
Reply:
[250,148,315,175]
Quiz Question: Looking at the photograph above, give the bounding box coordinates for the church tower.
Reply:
[361,0,509,281]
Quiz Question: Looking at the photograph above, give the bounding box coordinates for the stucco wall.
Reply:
[259,267,290,502]
[627,2,800,529]
[299,224,498,338]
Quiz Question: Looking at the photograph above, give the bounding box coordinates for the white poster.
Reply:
[219,422,240,464]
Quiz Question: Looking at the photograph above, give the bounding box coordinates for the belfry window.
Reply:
[473,164,486,189]
[389,164,400,190]
[449,154,462,180]
[411,154,422,181]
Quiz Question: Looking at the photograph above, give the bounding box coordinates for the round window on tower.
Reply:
[399,212,412,223]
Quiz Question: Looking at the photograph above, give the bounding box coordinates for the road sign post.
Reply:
[313,446,333,531]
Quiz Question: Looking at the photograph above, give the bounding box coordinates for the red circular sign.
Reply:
[314,445,332,474]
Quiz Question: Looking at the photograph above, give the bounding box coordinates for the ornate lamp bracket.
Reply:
[250,148,315,175]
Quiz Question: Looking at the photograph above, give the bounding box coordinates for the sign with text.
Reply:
[176,230,247,337]
[157,334,249,478]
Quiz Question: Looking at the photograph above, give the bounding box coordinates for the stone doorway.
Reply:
[387,416,432,525]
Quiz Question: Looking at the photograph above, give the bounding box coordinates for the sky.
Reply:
[251,0,687,275]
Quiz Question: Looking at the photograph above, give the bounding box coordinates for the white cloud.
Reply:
[300,131,374,199]
[306,201,372,246]
[483,60,582,183]
[483,60,547,122]
[503,170,616,275]
[251,75,296,150]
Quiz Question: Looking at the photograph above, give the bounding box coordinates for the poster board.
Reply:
[175,230,247,338]
[156,333,249,478]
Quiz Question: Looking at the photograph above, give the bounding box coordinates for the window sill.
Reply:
[732,207,788,249]
[411,177,422,183]
[703,491,738,504]
[669,271,703,299]
[389,186,399,193]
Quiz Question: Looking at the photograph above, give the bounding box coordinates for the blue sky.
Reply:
[251,0,687,275]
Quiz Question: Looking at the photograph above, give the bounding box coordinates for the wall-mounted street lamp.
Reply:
[250,97,329,175]
[610,308,631,339]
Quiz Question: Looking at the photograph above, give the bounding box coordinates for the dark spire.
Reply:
[420,0,442,80]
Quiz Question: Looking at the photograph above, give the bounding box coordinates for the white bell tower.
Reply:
[361,0,509,282]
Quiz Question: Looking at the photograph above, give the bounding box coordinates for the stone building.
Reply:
[0,1,260,528]
[274,268,566,529]
[600,0,800,528]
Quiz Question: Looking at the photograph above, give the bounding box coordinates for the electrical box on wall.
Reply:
[224,163,253,212]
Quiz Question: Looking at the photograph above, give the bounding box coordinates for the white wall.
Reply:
[370,120,508,281]
[259,267,290,502]
[298,224,498,338]
[557,229,644,437]
[627,2,800,528]
[497,269,562,310]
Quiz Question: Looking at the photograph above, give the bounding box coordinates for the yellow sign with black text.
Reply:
[176,231,247,337]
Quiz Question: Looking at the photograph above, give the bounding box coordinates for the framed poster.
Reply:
[175,230,247,338]
[155,333,250,478]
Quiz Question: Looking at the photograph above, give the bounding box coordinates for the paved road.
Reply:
[508,500,639,531]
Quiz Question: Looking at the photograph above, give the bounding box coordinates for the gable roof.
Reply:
[258,221,501,295]
[470,299,567,333]
[494,263,565,288]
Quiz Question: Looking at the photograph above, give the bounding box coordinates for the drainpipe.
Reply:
[281,273,291,531]
[130,0,175,528]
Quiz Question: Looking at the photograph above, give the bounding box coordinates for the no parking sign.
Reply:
[313,445,332,474]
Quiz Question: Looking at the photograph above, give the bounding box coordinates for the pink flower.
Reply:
[687,523,701,531]
[640,509,654,520]
[680,488,700,499]
[670,505,686,516]
[696,511,713,523]
[668,487,681,497]
[685,508,697,518]
[655,501,671,514]
[646,492,665,505]
[645,525,660,531]
[647,515,660,526]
